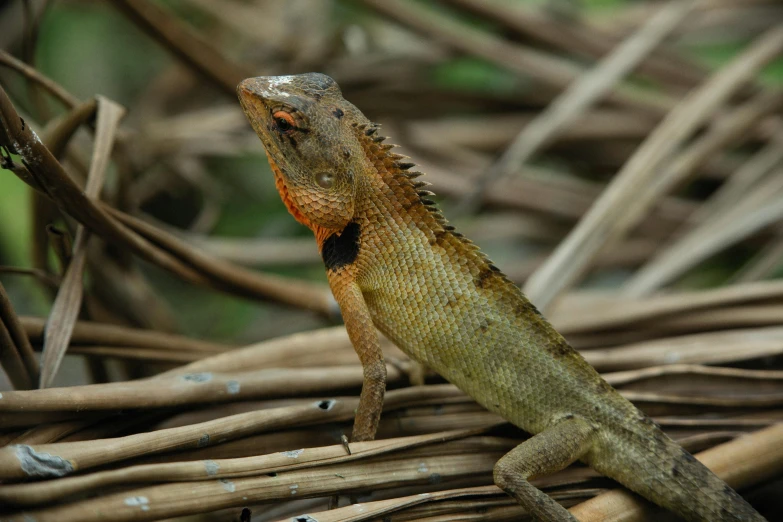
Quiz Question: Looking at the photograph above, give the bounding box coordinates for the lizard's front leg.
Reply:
[328,274,386,442]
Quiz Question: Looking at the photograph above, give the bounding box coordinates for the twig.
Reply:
[442,0,705,89]
[0,49,79,108]
[691,124,783,224]
[730,233,783,283]
[0,429,484,507]
[0,386,462,481]
[21,316,231,353]
[455,0,696,215]
[551,280,783,333]
[524,24,783,312]
[0,365,402,413]
[624,168,783,296]
[0,281,38,388]
[40,96,126,388]
[112,0,252,96]
[357,0,670,116]
[582,326,783,372]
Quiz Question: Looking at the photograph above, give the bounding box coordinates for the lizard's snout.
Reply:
[237,78,263,101]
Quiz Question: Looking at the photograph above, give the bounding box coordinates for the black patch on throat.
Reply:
[322,222,361,271]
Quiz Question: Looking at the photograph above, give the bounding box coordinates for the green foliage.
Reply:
[690,42,783,86]
[36,2,169,104]
[0,155,31,267]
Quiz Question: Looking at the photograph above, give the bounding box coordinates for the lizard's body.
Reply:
[238,73,766,521]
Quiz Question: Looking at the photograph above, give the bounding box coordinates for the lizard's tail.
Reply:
[596,430,767,522]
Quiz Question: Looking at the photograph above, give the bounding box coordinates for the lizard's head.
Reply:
[237,73,366,245]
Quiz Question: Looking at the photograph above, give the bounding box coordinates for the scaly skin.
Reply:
[237,73,766,522]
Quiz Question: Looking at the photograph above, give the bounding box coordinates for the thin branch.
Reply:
[524,24,783,312]
[0,49,79,108]
[0,281,38,387]
[455,0,696,215]
[112,0,253,97]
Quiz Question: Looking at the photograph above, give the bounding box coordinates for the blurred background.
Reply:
[1,1,783,520]
[2,0,782,385]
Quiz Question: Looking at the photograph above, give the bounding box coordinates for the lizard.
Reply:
[237,72,767,522]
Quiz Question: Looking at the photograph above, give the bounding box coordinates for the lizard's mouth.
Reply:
[237,93,290,178]
[243,116,290,177]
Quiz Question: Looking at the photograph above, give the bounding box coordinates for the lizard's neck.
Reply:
[352,122,448,244]
[352,121,515,294]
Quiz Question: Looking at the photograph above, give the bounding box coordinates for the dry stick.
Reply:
[101,205,336,316]
[10,328,360,441]
[524,25,783,313]
[604,364,783,388]
[621,390,783,409]
[455,0,695,214]
[357,0,669,116]
[621,91,783,295]
[29,101,99,281]
[406,110,655,151]
[567,304,783,347]
[551,279,783,334]
[3,452,505,522]
[39,96,126,388]
[0,399,354,481]
[112,0,252,97]
[181,234,319,267]
[0,266,60,289]
[731,233,783,283]
[154,326,399,378]
[21,316,231,353]
[35,345,207,364]
[45,225,72,274]
[569,423,783,521]
[624,170,783,296]
[0,85,210,284]
[2,359,779,416]
[0,365,403,413]
[183,0,277,46]
[504,239,658,285]
[0,386,461,481]
[441,0,704,90]
[0,86,335,316]
[647,304,783,333]
[423,160,694,241]
[0,49,79,108]
[0,429,487,507]
[0,281,38,385]
[283,485,512,522]
[582,326,783,372]
[692,126,783,224]
[11,420,115,446]
[0,314,32,390]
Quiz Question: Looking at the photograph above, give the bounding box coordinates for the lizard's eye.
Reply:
[272,111,295,133]
[315,172,335,189]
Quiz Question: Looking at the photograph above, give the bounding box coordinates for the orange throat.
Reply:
[268,156,332,249]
